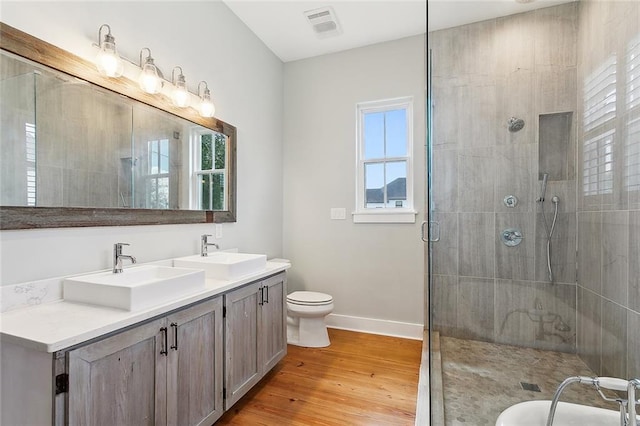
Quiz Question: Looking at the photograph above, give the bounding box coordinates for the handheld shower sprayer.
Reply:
[538,173,549,203]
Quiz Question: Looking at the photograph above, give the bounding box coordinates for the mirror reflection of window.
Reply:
[146,139,170,209]
[193,130,227,210]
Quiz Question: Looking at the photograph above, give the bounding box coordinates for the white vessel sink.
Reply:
[173,252,267,280]
[63,265,206,311]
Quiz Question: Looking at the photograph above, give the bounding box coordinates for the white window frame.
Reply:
[353,96,417,223]
[190,128,227,210]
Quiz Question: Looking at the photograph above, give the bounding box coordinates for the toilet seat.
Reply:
[287,291,333,306]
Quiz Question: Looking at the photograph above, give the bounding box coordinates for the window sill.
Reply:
[352,209,417,224]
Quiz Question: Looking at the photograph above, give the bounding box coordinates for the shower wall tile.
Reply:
[535,68,577,116]
[495,144,536,213]
[577,286,602,375]
[432,149,458,212]
[458,147,495,212]
[577,212,602,294]
[601,211,629,307]
[431,212,458,276]
[461,81,498,148]
[494,279,538,347]
[495,213,535,281]
[544,180,577,214]
[600,299,627,378]
[431,78,463,149]
[629,211,640,312]
[459,213,495,278]
[628,310,640,379]
[534,2,578,70]
[495,11,535,74]
[457,277,495,342]
[432,274,458,335]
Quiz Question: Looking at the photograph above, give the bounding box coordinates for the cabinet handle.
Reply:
[160,327,168,356]
[258,286,264,306]
[264,285,269,304]
[170,322,178,350]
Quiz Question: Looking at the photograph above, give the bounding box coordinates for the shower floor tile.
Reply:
[440,336,615,425]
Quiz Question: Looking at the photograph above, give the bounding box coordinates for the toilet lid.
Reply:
[287,291,333,305]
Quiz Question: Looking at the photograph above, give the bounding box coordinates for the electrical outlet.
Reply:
[330,208,346,220]
[215,224,222,238]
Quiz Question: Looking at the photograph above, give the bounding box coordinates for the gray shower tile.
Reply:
[535,68,577,116]
[459,213,495,278]
[432,149,458,213]
[495,213,535,281]
[495,72,535,147]
[431,79,463,149]
[457,277,495,342]
[534,2,578,69]
[458,147,495,213]
[494,280,538,347]
[577,287,602,375]
[432,212,458,276]
[577,212,602,294]
[432,274,458,335]
[460,81,498,148]
[495,144,536,213]
[628,310,640,379]
[495,11,535,74]
[601,298,627,378]
[601,211,629,307]
[629,211,640,312]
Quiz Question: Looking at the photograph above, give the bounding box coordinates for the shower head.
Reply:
[508,117,525,132]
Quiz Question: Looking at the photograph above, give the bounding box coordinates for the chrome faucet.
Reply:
[201,234,219,257]
[113,243,136,273]
[628,378,640,426]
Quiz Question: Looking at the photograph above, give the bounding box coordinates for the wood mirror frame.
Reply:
[0,22,237,229]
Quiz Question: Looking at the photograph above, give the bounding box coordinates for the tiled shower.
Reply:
[428,0,640,412]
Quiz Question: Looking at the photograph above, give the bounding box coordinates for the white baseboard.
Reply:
[325,313,424,340]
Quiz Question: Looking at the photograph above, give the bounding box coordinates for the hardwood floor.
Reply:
[215,328,422,426]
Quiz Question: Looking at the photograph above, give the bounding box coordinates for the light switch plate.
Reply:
[330,208,346,220]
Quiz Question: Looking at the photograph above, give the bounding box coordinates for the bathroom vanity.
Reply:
[0,261,289,426]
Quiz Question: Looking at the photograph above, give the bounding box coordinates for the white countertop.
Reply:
[0,261,290,353]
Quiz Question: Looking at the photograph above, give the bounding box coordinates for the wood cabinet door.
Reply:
[259,273,287,373]
[67,317,167,426]
[224,281,261,409]
[166,297,224,426]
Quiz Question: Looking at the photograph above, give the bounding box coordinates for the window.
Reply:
[192,130,227,210]
[146,139,170,209]
[25,122,36,206]
[354,97,416,223]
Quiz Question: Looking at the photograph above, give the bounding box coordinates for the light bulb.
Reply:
[199,98,215,117]
[171,67,189,108]
[95,25,123,78]
[138,50,163,94]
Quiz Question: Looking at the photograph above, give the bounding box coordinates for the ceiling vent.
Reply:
[304,6,342,39]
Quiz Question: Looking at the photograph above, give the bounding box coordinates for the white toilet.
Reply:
[286,291,334,348]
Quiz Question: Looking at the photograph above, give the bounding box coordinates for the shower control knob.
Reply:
[501,228,523,247]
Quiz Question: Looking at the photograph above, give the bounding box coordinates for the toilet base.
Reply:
[287,316,330,348]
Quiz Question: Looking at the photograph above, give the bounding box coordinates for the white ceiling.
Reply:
[222,0,577,63]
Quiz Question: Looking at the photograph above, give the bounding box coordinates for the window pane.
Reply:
[364,162,384,208]
[201,134,213,170]
[385,109,407,157]
[214,134,226,170]
[386,161,407,208]
[149,140,158,174]
[199,174,211,210]
[212,174,225,210]
[364,112,384,159]
[160,139,169,173]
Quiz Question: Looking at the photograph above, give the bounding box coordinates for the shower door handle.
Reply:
[421,221,441,242]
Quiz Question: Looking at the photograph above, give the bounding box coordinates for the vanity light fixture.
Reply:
[138,48,163,94]
[95,24,124,78]
[198,81,215,118]
[171,66,189,108]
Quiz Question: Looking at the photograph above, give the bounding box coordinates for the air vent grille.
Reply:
[304,6,342,39]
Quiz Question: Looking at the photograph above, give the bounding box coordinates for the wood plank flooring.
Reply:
[215,328,422,426]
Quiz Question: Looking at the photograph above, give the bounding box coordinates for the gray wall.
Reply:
[282,35,426,327]
[429,3,579,352]
[576,0,640,380]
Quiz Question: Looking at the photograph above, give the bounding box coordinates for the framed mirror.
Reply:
[0,23,237,229]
